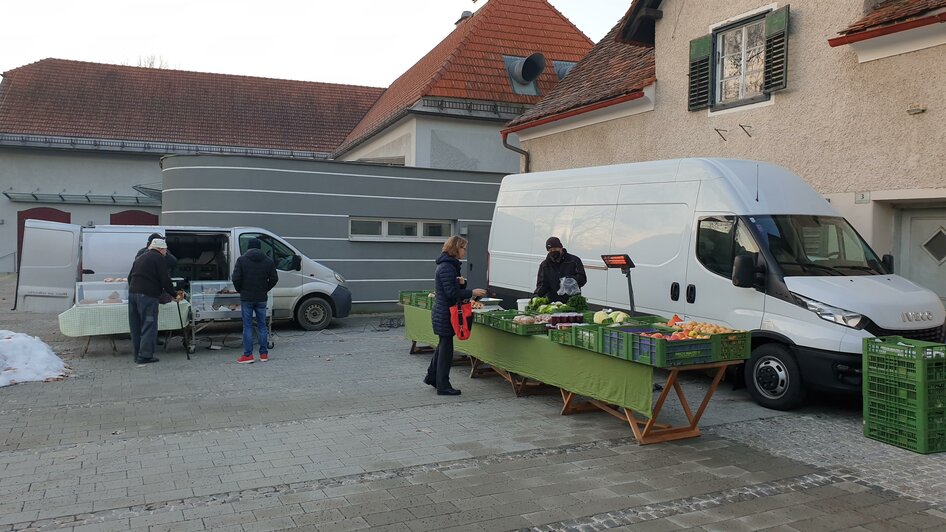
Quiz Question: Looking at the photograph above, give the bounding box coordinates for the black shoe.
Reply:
[136,357,159,364]
[423,375,436,387]
[437,387,461,396]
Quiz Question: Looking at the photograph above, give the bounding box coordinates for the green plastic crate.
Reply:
[495,317,548,335]
[864,374,946,410]
[863,336,946,381]
[864,421,946,454]
[548,326,575,346]
[581,312,668,327]
[629,333,714,368]
[573,324,603,353]
[865,399,946,433]
[410,292,434,309]
[600,326,661,360]
[486,310,519,329]
[399,290,429,305]
[713,331,751,360]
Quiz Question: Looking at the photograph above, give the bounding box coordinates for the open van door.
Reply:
[15,220,82,312]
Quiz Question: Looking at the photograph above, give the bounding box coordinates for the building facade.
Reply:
[504,0,946,301]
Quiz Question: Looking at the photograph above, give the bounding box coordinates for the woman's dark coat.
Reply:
[431,252,473,336]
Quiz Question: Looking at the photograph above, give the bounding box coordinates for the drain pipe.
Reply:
[501,131,530,173]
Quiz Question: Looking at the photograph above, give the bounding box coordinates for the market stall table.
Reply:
[404,305,742,444]
[58,300,192,356]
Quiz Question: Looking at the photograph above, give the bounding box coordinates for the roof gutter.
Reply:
[500,131,530,173]
[828,12,946,47]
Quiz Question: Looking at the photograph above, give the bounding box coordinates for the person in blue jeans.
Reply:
[232,238,278,364]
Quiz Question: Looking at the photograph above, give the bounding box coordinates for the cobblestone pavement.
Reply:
[2,272,946,531]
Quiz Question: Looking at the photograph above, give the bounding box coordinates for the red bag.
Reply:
[450,300,474,340]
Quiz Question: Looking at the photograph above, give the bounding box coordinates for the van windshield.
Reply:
[746,215,885,276]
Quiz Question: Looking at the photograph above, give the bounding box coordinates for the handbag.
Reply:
[450,299,474,340]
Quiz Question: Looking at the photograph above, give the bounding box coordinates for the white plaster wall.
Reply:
[338,118,416,166]
[0,148,161,272]
[416,116,521,173]
[520,0,946,253]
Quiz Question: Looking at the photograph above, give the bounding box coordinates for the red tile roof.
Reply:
[839,0,946,35]
[0,59,384,154]
[335,0,594,157]
[506,19,655,129]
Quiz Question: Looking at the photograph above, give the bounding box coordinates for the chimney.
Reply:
[455,11,474,25]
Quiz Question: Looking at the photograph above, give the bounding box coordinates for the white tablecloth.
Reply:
[58,300,191,337]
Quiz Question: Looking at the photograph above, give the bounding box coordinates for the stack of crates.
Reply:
[863,336,946,454]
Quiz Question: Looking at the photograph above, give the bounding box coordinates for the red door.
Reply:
[17,207,71,269]
[110,210,159,225]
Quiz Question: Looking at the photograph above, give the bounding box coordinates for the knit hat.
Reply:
[545,236,563,250]
[149,238,168,250]
[247,238,262,249]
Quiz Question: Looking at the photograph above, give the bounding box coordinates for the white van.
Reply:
[488,158,946,409]
[15,220,351,330]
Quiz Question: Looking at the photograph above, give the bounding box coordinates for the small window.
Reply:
[423,222,451,237]
[350,220,382,236]
[387,221,418,237]
[716,19,766,105]
[349,218,453,242]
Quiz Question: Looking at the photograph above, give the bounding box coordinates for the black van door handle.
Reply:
[686,284,696,303]
[670,282,680,301]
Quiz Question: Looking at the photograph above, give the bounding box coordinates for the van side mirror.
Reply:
[291,255,302,271]
[732,255,756,288]
[881,254,894,274]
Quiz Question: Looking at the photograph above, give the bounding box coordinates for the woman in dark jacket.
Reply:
[425,236,486,395]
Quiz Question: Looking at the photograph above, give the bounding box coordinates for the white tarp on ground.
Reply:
[0,330,66,387]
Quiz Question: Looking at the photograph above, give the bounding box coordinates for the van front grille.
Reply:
[865,323,946,343]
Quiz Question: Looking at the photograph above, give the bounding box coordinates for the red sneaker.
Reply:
[237,355,255,364]
[259,353,269,362]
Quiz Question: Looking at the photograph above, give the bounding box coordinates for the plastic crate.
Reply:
[573,324,603,353]
[399,290,427,305]
[864,421,946,454]
[600,326,659,360]
[410,292,434,309]
[548,326,575,346]
[713,331,751,360]
[863,374,946,410]
[496,318,549,335]
[582,312,668,327]
[629,333,714,367]
[485,310,519,329]
[863,337,946,381]
[865,399,946,433]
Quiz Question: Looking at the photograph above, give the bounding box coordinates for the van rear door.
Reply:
[15,220,82,312]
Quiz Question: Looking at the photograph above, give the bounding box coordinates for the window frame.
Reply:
[710,12,771,112]
[349,217,455,242]
[696,216,761,279]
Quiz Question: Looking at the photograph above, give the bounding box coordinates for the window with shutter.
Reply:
[687,5,790,112]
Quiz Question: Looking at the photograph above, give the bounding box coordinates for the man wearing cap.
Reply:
[127,238,177,364]
[534,236,587,303]
[232,238,278,364]
[136,232,178,272]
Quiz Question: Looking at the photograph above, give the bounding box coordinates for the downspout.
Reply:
[501,131,530,173]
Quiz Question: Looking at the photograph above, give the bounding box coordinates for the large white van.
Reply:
[15,220,351,330]
[488,158,946,409]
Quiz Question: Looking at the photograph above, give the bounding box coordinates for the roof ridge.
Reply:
[5,57,385,91]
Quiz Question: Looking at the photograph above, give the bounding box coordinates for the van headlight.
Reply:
[334,272,346,285]
[793,294,864,329]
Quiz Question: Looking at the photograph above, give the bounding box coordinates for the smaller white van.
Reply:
[15,221,351,330]
[488,158,946,410]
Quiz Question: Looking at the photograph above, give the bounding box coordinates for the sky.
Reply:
[2,0,631,87]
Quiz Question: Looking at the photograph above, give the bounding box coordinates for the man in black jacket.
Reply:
[232,238,278,364]
[534,236,587,303]
[136,233,178,272]
[128,238,176,364]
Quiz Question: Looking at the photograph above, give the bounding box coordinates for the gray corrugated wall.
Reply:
[160,155,505,311]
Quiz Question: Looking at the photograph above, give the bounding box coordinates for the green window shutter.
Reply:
[764,5,790,93]
[687,34,712,111]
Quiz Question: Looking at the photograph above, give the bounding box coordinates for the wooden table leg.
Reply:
[409,341,435,354]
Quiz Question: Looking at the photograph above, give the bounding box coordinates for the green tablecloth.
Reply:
[403,305,653,417]
[59,300,191,337]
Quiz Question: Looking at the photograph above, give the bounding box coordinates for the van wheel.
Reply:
[296,297,332,331]
[745,344,806,411]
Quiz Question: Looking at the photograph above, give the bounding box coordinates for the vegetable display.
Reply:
[566,295,588,312]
